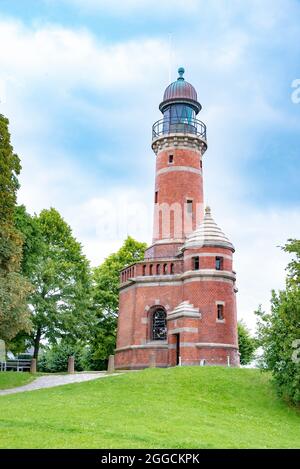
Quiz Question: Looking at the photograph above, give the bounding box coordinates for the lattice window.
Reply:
[152,308,167,341]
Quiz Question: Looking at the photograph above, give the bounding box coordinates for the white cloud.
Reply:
[0,19,169,93]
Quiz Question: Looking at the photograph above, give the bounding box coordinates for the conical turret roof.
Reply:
[184,206,234,251]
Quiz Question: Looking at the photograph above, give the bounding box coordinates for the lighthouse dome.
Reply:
[159,67,201,114]
[163,67,198,101]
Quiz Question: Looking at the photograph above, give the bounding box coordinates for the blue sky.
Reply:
[0,0,300,329]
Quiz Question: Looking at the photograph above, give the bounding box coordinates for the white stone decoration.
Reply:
[183,206,234,251]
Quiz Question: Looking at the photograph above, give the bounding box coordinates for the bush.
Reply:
[38,342,84,373]
[238,321,257,365]
[256,289,300,406]
[78,345,107,371]
[255,239,300,406]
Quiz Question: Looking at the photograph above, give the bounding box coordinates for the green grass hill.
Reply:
[0,367,299,448]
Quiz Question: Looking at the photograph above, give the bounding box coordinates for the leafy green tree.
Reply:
[14,205,44,278]
[284,239,300,287]
[237,320,256,365]
[90,236,147,368]
[15,206,95,358]
[0,114,32,342]
[256,240,300,406]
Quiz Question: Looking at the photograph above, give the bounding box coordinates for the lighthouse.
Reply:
[115,68,239,369]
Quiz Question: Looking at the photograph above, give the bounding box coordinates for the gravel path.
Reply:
[0,372,118,396]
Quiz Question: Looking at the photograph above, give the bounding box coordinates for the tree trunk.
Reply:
[33,327,42,359]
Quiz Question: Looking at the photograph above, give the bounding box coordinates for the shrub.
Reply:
[38,342,84,373]
[238,321,257,365]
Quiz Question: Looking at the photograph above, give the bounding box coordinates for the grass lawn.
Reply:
[0,367,299,448]
[0,371,36,390]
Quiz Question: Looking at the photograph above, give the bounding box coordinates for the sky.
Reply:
[0,0,299,330]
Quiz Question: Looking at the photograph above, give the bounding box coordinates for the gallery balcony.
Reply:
[152,117,207,141]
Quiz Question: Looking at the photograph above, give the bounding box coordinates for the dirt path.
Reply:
[0,372,119,396]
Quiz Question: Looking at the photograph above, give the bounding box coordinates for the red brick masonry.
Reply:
[115,73,239,369]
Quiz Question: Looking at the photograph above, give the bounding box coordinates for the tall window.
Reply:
[163,263,168,274]
[216,257,223,270]
[149,264,153,275]
[156,264,161,275]
[217,304,224,320]
[168,154,174,164]
[192,256,200,270]
[187,199,193,215]
[142,265,146,276]
[170,263,174,274]
[152,308,167,340]
[155,191,158,204]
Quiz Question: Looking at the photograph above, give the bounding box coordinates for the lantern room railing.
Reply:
[152,117,207,141]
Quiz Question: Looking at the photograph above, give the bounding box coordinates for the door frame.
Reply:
[175,333,180,366]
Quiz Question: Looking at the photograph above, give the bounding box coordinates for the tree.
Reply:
[14,205,43,278]
[237,320,256,365]
[256,239,300,406]
[15,206,95,358]
[0,114,32,342]
[90,236,147,367]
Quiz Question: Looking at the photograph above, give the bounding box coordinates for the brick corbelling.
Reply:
[151,134,207,155]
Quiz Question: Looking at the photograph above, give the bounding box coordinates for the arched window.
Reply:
[151,308,167,341]
[170,263,174,274]
[149,264,153,275]
[156,264,161,275]
[163,263,168,274]
[142,265,147,276]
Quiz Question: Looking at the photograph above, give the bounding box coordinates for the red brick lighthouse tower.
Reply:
[115,68,239,369]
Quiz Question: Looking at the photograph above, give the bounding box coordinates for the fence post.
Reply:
[68,356,75,374]
[30,358,37,374]
[107,355,115,374]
